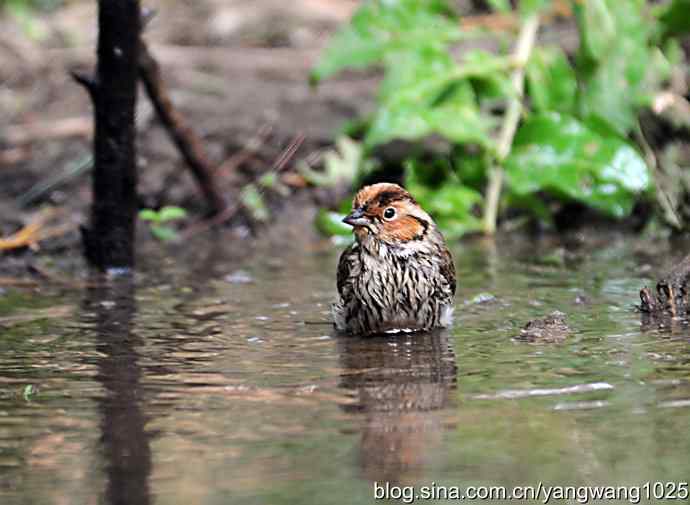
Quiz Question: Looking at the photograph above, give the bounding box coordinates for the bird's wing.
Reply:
[336,243,358,297]
[439,245,456,296]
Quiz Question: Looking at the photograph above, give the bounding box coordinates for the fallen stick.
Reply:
[138,39,227,216]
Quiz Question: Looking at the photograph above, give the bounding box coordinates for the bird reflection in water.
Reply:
[83,276,152,505]
[337,330,457,485]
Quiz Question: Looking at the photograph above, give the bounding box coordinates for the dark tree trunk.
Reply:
[75,0,141,271]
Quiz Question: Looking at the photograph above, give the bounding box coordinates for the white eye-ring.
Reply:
[383,207,396,220]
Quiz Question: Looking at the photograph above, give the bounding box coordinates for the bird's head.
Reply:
[343,183,434,246]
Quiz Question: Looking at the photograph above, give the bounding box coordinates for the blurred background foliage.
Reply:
[2,0,64,40]
[311,0,690,239]
[2,0,63,10]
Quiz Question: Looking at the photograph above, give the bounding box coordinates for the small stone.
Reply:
[224,270,253,284]
[574,294,590,305]
[516,311,571,343]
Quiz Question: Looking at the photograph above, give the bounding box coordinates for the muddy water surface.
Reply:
[1,234,689,504]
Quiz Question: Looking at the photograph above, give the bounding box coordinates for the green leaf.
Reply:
[138,209,160,222]
[23,384,35,401]
[157,206,188,222]
[577,46,647,136]
[405,159,483,238]
[377,45,456,102]
[526,46,577,114]
[315,210,353,237]
[463,50,516,100]
[366,104,433,147]
[299,136,370,187]
[487,0,511,13]
[366,51,508,148]
[520,0,551,16]
[657,0,690,40]
[150,226,179,242]
[574,0,659,136]
[504,112,650,218]
[240,184,270,222]
[311,0,462,83]
[259,172,291,197]
[424,101,496,146]
[576,0,615,60]
[453,147,489,189]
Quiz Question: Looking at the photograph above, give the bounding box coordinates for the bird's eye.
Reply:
[383,207,396,220]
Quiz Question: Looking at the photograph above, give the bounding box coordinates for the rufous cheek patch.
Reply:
[381,215,423,242]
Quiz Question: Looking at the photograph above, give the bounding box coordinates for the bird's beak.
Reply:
[342,208,369,227]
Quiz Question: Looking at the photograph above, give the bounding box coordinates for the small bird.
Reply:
[333,183,456,336]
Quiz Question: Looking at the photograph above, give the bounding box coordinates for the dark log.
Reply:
[639,253,690,318]
[74,0,140,271]
[138,40,227,216]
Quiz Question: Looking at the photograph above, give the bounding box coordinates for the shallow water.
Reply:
[1,234,689,504]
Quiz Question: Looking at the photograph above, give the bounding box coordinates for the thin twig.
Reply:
[635,122,682,229]
[179,134,305,240]
[483,13,539,235]
[216,124,273,178]
[16,155,93,208]
[271,133,305,172]
[139,39,227,216]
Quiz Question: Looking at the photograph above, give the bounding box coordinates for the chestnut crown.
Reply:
[343,183,433,243]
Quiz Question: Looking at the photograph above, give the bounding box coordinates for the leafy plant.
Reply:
[139,206,188,242]
[504,112,651,219]
[312,0,688,237]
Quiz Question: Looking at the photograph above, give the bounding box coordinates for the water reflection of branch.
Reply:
[84,277,152,505]
[337,330,457,485]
